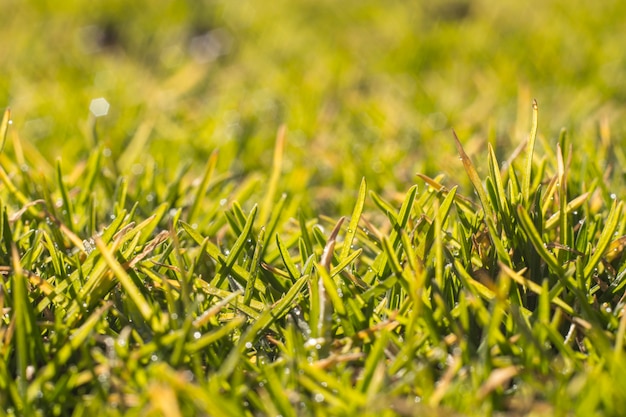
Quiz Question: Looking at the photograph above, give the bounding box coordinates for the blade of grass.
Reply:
[488,143,510,220]
[94,236,155,328]
[0,108,10,154]
[243,227,265,305]
[11,244,30,415]
[56,160,76,234]
[260,125,286,225]
[339,177,366,261]
[453,130,496,225]
[315,217,344,353]
[276,234,301,281]
[187,150,218,225]
[216,204,257,287]
[556,143,570,264]
[545,192,590,230]
[117,120,154,173]
[523,99,539,203]
[583,200,622,279]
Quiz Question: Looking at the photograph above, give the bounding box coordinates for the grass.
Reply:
[3,0,626,415]
[2,103,626,416]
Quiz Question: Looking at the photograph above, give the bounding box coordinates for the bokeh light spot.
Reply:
[89,98,110,117]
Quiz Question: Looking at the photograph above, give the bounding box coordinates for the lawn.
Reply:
[2,0,626,415]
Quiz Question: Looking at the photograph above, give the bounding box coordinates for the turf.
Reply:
[2,0,626,416]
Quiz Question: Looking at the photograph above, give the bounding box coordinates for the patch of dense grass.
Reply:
[4,0,626,415]
[2,102,626,415]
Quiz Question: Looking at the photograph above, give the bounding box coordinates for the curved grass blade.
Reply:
[0,108,10,154]
[340,177,366,261]
[583,200,622,279]
[453,130,496,225]
[276,233,300,280]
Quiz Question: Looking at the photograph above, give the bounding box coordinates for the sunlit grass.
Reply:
[2,101,626,415]
[3,1,626,415]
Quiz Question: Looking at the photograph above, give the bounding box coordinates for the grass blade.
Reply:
[94,236,155,327]
[583,200,622,279]
[260,125,286,225]
[453,130,496,225]
[523,99,539,202]
[187,150,218,225]
[340,177,366,261]
[0,108,10,154]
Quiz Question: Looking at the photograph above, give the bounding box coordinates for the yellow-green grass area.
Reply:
[2,0,626,415]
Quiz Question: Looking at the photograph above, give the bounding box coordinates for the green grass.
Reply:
[3,0,626,416]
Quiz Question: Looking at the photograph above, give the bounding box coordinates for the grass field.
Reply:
[3,0,626,415]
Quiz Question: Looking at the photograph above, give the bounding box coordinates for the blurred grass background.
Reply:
[2,0,626,212]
